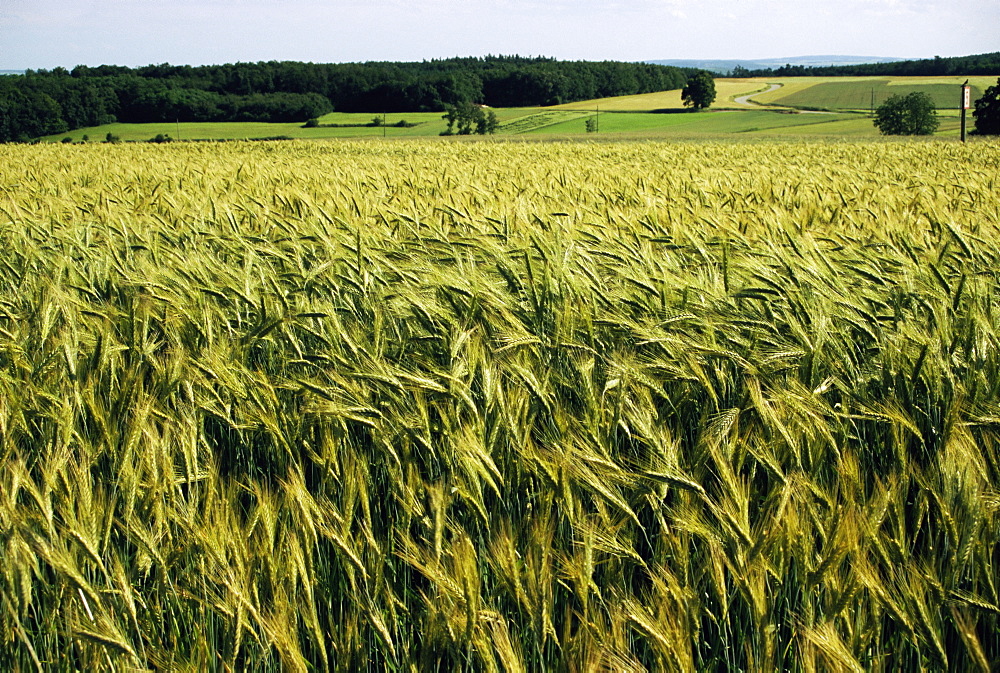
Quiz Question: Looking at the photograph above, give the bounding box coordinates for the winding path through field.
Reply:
[734,83,782,106]
[732,83,834,114]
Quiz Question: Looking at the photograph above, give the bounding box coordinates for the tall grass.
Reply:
[1,139,999,670]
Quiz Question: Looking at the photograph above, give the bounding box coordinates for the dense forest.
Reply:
[731,51,1000,78]
[0,57,690,141]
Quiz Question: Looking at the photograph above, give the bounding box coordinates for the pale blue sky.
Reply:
[1,0,997,69]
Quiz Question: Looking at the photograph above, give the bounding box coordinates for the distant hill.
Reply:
[1,70,26,76]
[647,56,906,75]
[659,52,1000,78]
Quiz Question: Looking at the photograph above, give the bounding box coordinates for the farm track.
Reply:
[734,83,835,114]
[733,82,783,106]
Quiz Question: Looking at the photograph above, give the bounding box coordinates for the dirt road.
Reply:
[734,83,782,106]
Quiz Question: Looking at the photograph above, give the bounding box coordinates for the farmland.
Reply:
[42,75,995,143]
[746,75,998,111]
[2,139,999,670]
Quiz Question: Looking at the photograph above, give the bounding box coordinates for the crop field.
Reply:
[769,82,979,112]
[749,76,998,112]
[2,139,1000,671]
[550,80,784,112]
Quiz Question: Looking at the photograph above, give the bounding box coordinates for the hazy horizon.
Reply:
[2,0,996,70]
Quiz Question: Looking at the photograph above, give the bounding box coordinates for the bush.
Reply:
[61,137,73,143]
[303,118,319,128]
[874,92,939,135]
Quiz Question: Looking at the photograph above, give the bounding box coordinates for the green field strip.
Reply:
[769,81,985,111]
[48,118,451,143]
[527,109,860,136]
[498,110,590,134]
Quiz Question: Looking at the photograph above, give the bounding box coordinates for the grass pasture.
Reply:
[2,139,1000,671]
[528,109,862,137]
[52,111,452,143]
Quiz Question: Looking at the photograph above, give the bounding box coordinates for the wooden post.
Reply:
[961,80,969,143]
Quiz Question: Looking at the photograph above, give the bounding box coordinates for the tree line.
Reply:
[0,57,691,142]
[730,52,1000,78]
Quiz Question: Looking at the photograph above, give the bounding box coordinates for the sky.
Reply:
[1,0,997,69]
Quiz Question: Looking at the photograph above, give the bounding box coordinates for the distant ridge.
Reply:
[647,56,906,75]
[1,70,26,76]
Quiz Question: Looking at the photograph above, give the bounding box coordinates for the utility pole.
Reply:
[960,80,970,143]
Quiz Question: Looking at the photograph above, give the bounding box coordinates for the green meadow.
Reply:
[528,109,861,136]
[52,112,451,143]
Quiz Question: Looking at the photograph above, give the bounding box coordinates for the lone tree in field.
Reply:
[973,77,1000,135]
[873,92,939,135]
[681,71,716,109]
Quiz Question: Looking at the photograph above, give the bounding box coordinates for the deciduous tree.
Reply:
[681,71,716,109]
[973,77,1000,135]
[476,108,498,135]
[873,92,939,135]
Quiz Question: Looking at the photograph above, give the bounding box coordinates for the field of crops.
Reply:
[2,139,1000,671]
[750,76,998,112]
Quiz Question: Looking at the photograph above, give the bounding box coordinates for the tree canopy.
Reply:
[973,77,1000,135]
[0,57,692,142]
[873,92,940,136]
[681,71,716,110]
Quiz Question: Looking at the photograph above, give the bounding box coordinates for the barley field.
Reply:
[1,139,999,671]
